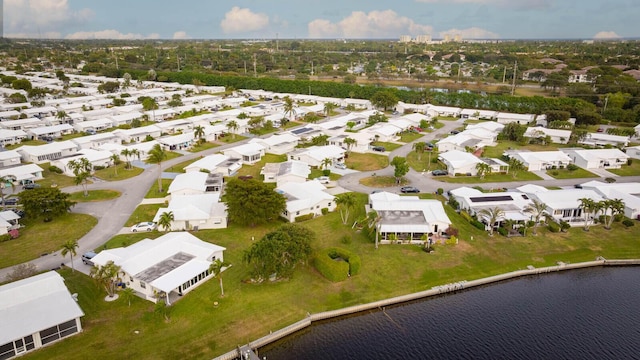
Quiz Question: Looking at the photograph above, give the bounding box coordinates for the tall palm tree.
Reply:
[61,239,79,273]
[226,120,239,139]
[321,157,333,170]
[413,141,426,160]
[603,198,625,230]
[366,210,382,249]
[120,148,131,169]
[110,153,120,176]
[508,158,525,179]
[283,96,296,126]
[324,102,337,119]
[194,125,205,144]
[208,259,229,297]
[158,211,174,232]
[343,137,356,154]
[478,207,505,236]
[68,157,92,196]
[56,110,68,124]
[147,144,167,193]
[523,199,547,234]
[120,287,135,307]
[579,198,597,231]
[475,162,492,180]
[90,261,122,298]
[335,192,357,225]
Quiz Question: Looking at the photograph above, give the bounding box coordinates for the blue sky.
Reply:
[4,0,639,40]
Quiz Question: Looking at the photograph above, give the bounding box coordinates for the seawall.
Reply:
[213,259,640,360]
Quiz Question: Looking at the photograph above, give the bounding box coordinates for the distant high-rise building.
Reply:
[443,34,451,42]
[1,0,3,38]
[416,34,432,44]
[454,34,462,42]
[399,35,412,43]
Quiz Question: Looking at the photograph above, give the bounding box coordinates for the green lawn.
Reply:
[25,198,640,360]
[144,179,172,198]
[406,150,442,172]
[434,116,459,121]
[217,135,247,144]
[165,158,201,173]
[607,161,640,176]
[125,204,164,227]
[0,213,96,268]
[36,163,81,189]
[371,141,402,151]
[309,169,341,181]
[346,152,389,171]
[480,141,559,159]
[360,175,407,187]
[439,171,543,184]
[68,190,121,202]
[235,154,288,180]
[188,142,219,153]
[5,140,46,150]
[546,168,598,179]
[94,163,144,181]
[399,132,423,143]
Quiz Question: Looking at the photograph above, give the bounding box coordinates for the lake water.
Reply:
[261,267,640,359]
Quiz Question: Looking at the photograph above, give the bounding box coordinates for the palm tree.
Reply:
[523,199,547,234]
[120,148,131,169]
[158,211,174,232]
[120,287,135,307]
[56,110,68,124]
[324,102,337,119]
[110,153,120,176]
[579,198,597,231]
[208,259,229,297]
[335,192,357,225]
[90,260,122,298]
[321,157,333,170]
[194,125,205,144]
[226,120,238,139]
[283,96,296,126]
[343,137,356,154]
[366,210,382,249]
[413,141,426,160]
[508,158,525,179]
[147,144,167,193]
[475,162,492,180]
[61,239,79,273]
[478,207,505,236]
[603,198,625,230]
[68,157,92,196]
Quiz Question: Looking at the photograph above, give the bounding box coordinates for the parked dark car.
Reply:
[23,183,41,190]
[450,130,461,135]
[431,169,448,176]
[400,186,420,193]
[82,251,97,266]
[3,197,19,206]
[372,146,386,152]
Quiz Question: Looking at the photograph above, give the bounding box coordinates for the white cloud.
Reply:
[439,27,500,39]
[308,10,433,39]
[65,30,160,40]
[173,31,191,40]
[416,0,550,10]
[5,0,94,37]
[220,7,269,34]
[593,31,621,40]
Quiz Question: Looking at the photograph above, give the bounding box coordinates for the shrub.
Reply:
[566,163,579,171]
[322,169,331,176]
[460,210,473,222]
[340,235,351,245]
[321,208,329,215]
[314,247,361,282]
[622,219,635,228]
[497,227,508,236]
[93,165,105,170]
[48,165,63,174]
[605,177,616,183]
[0,233,12,242]
[437,188,444,195]
[560,220,571,232]
[551,170,559,176]
[448,197,459,210]
[471,220,486,230]
[295,213,315,222]
[445,236,457,245]
[445,226,459,237]
[627,158,633,166]
[547,221,560,233]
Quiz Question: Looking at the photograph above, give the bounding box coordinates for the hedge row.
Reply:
[314,247,361,282]
[295,213,315,222]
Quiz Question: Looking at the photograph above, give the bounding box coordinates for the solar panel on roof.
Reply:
[469,195,513,203]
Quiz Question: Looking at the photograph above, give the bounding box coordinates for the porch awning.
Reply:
[150,259,211,293]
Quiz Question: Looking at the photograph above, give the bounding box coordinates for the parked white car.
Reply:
[334,163,347,170]
[316,176,330,184]
[131,222,157,232]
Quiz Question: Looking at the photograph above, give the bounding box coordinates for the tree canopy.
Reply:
[243,224,315,281]
[391,156,409,183]
[225,178,286,227]
[19,187,75,221]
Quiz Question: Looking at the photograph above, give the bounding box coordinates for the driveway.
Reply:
[588,168,619,178]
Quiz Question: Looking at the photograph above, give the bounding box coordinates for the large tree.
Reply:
[158,211,174,232]
[19,187,75,221]
[226,120,239,139]
[478,207,505,236]
[413,142,426,160]
[602,198,625,230]
[208,259,229,297]
[225,178,286,227]
[391,156,409,183]
[335,192,357,225]
[370,90,399,111]
[90,261,122,298]
[243,224,315,281]
[147,144,167,193]
[523,199,547,234]
[579,198,599,231]
[475,162,492,180]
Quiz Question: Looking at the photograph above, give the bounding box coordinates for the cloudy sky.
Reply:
[3,0,638,40]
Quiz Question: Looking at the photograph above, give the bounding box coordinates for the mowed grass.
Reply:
[371,141,402,151]
[144,179,172,198]
[360,175,407,187]
[27,196,640,360]
[0,213,96,268]
[165,158,200,173]
[406,150,443,172]
[188,141,219,153]
[607,161,640,176]
[94,163,144,181]
[439,171,543,183]
[399,132,424,143]
[68,190,121,202]
[125,204,164,227]
[346,152,389,171]
[480,141,560,158]
[36,163,82,189]
[546,168,598,179]
[235,154,288,180]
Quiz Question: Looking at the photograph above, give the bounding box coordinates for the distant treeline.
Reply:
[125,69,595,116]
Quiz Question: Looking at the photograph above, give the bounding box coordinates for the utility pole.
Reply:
[276,33,279,52]
[502,66,507,83]
[602,95,609,114]
[311,61,314,76]
[511,60,517,96]
[244,60,247,75]
[253,53,257,78]
[114,53,119,70]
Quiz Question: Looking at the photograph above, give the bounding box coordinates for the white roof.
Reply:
[496,112,535,121]
[91,232,225,293]
[248,133,299,147]
[158,132,195,146]
[516,184,549,194]
[224,143,265,156]
[370,195,452,232]
[0,271,85,345]
[512,150,573,164]
[0,129,27,139]
[524,127,572,138]
[439,150,483,167]
[465,121,504,133]
[0,149,21,161]
[294,145,345,162]
[585,132,630,142]
[277,181,334,212]
[185,154,231,171]
[0,163,44,180]
[16,140,79,156]
[563,148,629,160]
[168,172,209,194]
[532,189,605,210]
[277,160,310,178]
[449,186,483,197]
[155,194,226,222]
[28,124,74,136]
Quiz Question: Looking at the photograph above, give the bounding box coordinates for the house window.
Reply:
[140,281,146,289]
[39,319,78,345]
[296,211,300,215]
[129,276,133,282]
